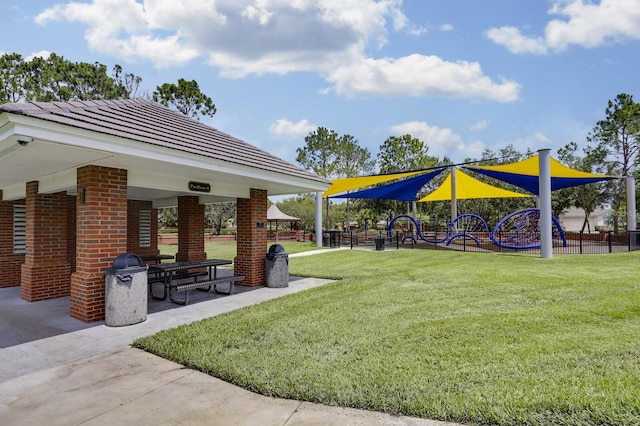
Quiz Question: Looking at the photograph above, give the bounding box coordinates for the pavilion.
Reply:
[267,204,301,241]
[0,99,329,322]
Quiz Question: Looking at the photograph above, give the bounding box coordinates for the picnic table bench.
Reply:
[148,259,244,305]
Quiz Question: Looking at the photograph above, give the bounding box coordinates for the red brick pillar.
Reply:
[0,192,25,288]
[176,196,206,262]
[20,182,71,301]
[67,195,76,274]
[235,188,267,286]
[71,166,127,323]
[127,200,159,258]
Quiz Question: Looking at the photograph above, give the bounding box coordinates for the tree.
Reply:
[0,53,27,103]
[377,134,438,173]
[158,207,178,228]
[205,202,236,235]
[334,134,375,232]
[296,127,340,231]
[587,93,640,233]
[112,64,143,99]
[377,134,439,218]
[557,142,614,232]
[25,54,129,101]
[152,78,216,120]
[0,52,139,103]
[296,127,339,178]
[277,194,317,231]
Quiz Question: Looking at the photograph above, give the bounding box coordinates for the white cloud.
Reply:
[391,121,459,151]
[487,0,640,54]
[269,118,316,138]
[535,131,551,143]
[34,0,518,102]
[326,54,520,102]
[25,50,51,61]
[390,121,486,160]
[485,26,548,54]
[439,23,454,32]
[470,120,489,131]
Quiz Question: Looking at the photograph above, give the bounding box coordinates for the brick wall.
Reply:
[127,200,159,259]
[176,196,206,262]
[0,192,26,288]
[21,182,71,301]
[70,166,127,323]
[235,188,267,286]
[67,195,76,274]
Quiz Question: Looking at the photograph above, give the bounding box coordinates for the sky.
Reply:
[2,0,639,173]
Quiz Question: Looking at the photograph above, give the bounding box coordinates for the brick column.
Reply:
[0,192,25,288]
[70,166,127,323]
[235,188,267,286]
[67,195,76,274]
[127,200,159,258]
[21,182,71,301]
[176,196,206,262]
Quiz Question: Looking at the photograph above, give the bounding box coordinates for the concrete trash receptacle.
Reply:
[105,253,148,327]
[266,244,289,288]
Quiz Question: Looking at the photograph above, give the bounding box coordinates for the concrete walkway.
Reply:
[0,249,458,425]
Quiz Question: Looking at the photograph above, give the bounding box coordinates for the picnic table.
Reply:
[139,254,175,264]
[148,259,243,305]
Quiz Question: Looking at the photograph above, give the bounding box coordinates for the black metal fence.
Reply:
[325,230,640,255]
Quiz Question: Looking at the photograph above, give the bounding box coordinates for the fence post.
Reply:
[608,231,612,253]
[579,231,583,254]
[396,231,400,249]
[350,230,353,250]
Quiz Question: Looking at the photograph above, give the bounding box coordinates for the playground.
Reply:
[323,151,636,257]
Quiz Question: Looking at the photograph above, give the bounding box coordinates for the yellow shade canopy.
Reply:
[469,155,613,178]
[418,169,531,202]
[464,154,618,195]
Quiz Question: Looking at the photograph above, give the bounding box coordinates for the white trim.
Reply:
[7,116,329,192]
[1,183,25,201]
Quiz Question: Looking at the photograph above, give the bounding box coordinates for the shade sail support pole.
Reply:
[538,149,552,258]
[627,176,636,231]
[450,167,457,224]
[315,192,323,247]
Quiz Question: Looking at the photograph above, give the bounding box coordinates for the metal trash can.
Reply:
[105,253,148,327]
[266,244,289,288]
[375,237,385,251]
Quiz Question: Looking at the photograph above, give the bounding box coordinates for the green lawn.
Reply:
[134,249,640,426]
[158,240,324,260]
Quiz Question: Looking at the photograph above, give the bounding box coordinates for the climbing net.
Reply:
[387,208,566,250]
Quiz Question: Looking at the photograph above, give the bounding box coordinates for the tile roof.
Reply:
[0,99,329,185]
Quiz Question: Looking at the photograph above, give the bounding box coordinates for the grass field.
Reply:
[158,240,324,261]
[135,249,640,425]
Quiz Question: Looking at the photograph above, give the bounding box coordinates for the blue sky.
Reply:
[2,0,639,170]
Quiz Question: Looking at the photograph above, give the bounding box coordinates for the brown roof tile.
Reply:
[0,99,329,185]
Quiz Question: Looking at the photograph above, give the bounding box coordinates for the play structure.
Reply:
[324,152,624,257]
[388,208,567,250]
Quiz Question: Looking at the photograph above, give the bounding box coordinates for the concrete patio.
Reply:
[0,250,456,426]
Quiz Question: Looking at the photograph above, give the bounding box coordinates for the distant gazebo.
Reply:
[267,205,301,241]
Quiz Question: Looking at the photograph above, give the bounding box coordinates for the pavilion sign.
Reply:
[188,181,211,193]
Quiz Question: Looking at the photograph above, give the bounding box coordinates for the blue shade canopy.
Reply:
[464,155,617,195]
[330,168,446,201]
